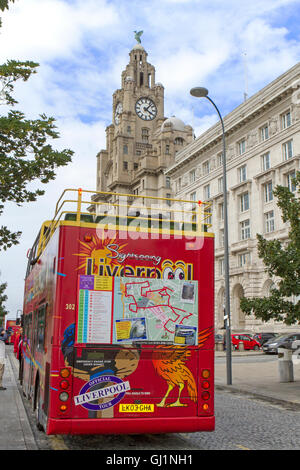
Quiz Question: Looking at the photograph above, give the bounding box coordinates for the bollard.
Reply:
[278,347,294,382]
[238,341,244,352]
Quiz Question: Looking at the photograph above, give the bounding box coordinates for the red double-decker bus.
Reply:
[21,189,215,435]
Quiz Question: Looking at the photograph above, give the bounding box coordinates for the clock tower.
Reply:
[93,40,194,208]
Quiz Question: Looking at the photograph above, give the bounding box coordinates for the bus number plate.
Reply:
[119,404,154,413]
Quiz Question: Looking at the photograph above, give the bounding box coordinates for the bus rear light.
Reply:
[60,368,70,378]
[202,381,210,389]
[202,404,209,411]
[59,392,69,402]
[202,369,210,379]
[201,391,210,401]
[60,404,68,412]
[60,380,69,390]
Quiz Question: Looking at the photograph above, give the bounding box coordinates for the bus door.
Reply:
[22,312,33,398]
[28,309,38,399]
[28,305,47,400]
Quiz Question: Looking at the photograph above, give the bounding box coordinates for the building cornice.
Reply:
[166,62,300,176]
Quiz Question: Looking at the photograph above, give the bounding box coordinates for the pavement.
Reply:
[0,347,37,450]
[0,346,299,450]
[215,349,300,408]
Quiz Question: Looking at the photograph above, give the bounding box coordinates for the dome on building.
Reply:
[161,116,186,132]
[132,43,145,51]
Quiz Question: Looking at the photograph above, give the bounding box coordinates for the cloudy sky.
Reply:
[1,0,300,319]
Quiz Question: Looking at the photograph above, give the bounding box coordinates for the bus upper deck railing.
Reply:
[36,188,213,259]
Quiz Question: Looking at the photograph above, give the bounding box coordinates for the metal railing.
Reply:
[37,188,212,257]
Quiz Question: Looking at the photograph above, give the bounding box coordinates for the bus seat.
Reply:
[64,213,94,223]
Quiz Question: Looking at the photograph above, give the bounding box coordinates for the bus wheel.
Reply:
[35,380,44,432]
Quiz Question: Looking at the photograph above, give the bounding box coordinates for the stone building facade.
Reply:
[91,42,194,212]
[166,62,300,333]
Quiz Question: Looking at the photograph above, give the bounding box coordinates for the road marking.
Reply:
[49,435,69,450]
[236,444,251,450]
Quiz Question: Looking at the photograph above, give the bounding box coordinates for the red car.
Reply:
[231,334,260,350]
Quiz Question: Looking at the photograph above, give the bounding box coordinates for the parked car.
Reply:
[231,334,261,350]
[263,333,300,354]
[253,332,277,346]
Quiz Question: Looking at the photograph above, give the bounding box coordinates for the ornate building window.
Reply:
[264,181,273,203]
[281,110,291,129]
[240,219,251,240]
[240,192,249,212]
[190,170,196,183]
[261,152,270,171]
[142,128,149,143]
[238,164,247,182]
[174,137,184,145]
[123,145,128,154]
[218,176,223,193]
[282,140,293,160]
[238,139,246,155]
[238,251,250,267]
[219,229,224,247]
[203,184,210,200]
[202,160,210,175]
[260,124,269,142]
[286,170,296,192]
[265,210,275,233]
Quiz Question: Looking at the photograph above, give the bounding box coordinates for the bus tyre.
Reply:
[35,381,44,432]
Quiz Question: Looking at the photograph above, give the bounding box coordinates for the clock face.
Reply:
[135,97,157,121]
[115,102,123,124]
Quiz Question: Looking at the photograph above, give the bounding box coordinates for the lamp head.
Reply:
[190,87,209,98]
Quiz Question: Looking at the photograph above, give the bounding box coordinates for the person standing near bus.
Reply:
[17,328,23,383]
[0,328,8,390]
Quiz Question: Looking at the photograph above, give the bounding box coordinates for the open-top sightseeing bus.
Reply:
[22,189,215,435]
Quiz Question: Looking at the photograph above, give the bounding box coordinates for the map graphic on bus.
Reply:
[76,275,199,346]
[113,277,199,345]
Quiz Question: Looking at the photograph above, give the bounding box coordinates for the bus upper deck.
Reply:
[26,188,212,277]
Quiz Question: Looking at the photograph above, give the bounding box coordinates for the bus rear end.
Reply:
[24,189,215,435]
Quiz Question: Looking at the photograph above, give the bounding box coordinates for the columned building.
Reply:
[91,41,194,213]
[166,62,300,333]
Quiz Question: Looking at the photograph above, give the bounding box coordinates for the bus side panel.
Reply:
[47,225,81,428]
[22,228,60,406]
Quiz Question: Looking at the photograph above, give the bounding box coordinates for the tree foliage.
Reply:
[240,171,300,325]
[0,3,74,250]
[0,282,8,319]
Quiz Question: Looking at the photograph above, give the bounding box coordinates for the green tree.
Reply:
[0,2,73,250]
[240,171,300,325]
[0,282,8,325]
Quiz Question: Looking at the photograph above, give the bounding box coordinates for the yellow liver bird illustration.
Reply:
[152,327,213,407]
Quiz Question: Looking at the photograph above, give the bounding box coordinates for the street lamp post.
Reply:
[190,87,232,385]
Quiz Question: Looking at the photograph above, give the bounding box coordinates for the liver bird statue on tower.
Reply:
[134,30,143,44]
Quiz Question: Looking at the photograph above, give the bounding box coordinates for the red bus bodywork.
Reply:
[22,192,215,435]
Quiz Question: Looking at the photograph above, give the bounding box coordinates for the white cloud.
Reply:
[0,0,120,62]
[1,0,300,318]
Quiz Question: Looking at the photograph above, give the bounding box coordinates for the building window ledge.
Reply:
[230,179,252,194]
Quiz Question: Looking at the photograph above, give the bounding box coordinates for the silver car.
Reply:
[263,333,300,354]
